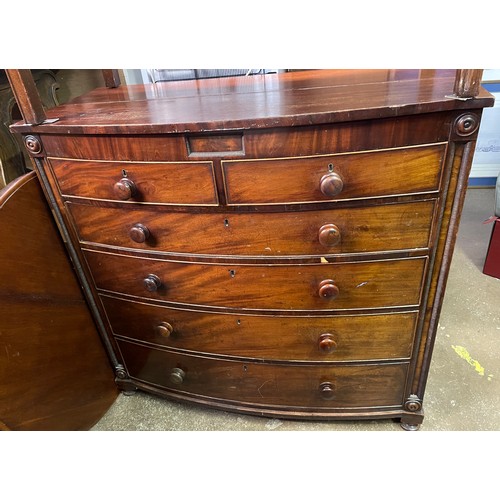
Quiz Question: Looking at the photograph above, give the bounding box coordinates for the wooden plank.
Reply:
[102,69,121,88]
[5,69,46,125]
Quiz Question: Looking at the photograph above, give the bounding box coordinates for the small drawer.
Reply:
[117,339,408,408]
[69,199,435,256]
[84,250,426,311]
[49,158,218,205]
[222,143,446,205]
[103,295,418,361]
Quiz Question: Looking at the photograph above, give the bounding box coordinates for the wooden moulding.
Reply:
[454,69,483,98]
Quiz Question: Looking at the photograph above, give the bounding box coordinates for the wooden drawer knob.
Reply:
[129,223,150,243]
[318,224,341,247]
[144,274,162,292]
[170,367,185,385]
[319,381,336,400]
[318,333,337,353]
[113,178,137,200]
[318,279,339,299]
[156,321,174,338]
[320,172,344,197]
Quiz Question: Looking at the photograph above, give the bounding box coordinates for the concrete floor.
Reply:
[92,188,500,431]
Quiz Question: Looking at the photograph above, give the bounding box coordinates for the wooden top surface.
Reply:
[11,69,494,135]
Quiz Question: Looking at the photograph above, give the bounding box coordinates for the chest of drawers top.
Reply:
[12,69,493,139]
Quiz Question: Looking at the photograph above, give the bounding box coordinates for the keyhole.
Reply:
[224,218,230,227]
[122,169,128,177]
[229,270,236,278]
[328,163,334,172]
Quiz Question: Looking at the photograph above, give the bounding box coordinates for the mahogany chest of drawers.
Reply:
[8,69,494,430]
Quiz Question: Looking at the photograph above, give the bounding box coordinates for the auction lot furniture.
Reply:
[1,69,493,430]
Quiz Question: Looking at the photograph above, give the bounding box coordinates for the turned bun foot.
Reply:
[400,421,420,431]
[122,390,137,396]
[116,377,138,395]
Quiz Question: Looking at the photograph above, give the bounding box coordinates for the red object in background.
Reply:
[483,219,500,279]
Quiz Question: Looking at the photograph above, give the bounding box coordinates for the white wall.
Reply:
[471,70,500,180]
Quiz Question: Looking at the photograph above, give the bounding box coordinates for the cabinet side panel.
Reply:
[411,137,479,396]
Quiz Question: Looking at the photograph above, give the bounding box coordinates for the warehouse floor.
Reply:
[92,187,500,431]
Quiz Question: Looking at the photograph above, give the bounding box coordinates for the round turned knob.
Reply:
[318,333,338,353]
[318,224,341,247]
[156,321,174,338]
[318,279,339,299]
[170,367,185,385]
[320,172,344,197]
[319,381,336,400]
[129,223,150,243]
[113,178,137,200]
[144,274,162,292]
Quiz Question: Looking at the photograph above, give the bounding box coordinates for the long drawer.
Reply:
[69,199,435,256]
[222,143,446,205]
[49,158,218,205]
[102,295,417,361]
[85,250,427,310]
[117,339,408,408]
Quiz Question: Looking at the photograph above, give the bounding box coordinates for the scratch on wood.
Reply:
[258,379,273,398]
[356,281,369,288]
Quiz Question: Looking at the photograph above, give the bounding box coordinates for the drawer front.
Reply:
[40,114,451,162]
[49,158,218,205]
[85,250,426,310]
[69,199,435,256]
[118,339,408,408]
[223,144,446,205]
[103,295,417,361]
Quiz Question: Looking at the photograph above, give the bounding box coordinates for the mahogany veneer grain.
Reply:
[6,69,494,428]
[102,295,417,362]
[68,199,436,256]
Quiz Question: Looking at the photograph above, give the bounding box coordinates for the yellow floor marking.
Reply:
[451,345,485,376]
